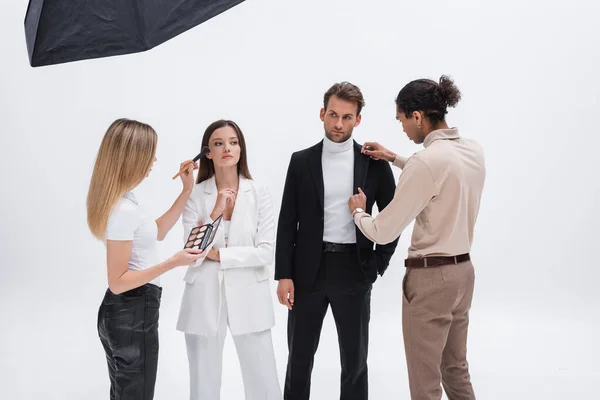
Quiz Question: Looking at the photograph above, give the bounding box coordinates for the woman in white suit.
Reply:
[176,119,282,400]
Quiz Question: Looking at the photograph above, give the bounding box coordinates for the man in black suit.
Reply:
[275,82,400,400]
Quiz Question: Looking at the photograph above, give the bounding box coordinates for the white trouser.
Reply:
[184,291,282,400]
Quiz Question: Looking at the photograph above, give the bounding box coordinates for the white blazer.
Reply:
[176,176,276,336]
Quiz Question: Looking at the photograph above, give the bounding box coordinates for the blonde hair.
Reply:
[86,118,157,240]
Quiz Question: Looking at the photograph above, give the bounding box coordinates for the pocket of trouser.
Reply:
[106,309,136,346]
[107,309,142,367]
[97,303,104,333]
[402,269,413,304]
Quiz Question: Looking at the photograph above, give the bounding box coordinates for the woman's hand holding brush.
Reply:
[172,146,210,180]
[179,160,198,193]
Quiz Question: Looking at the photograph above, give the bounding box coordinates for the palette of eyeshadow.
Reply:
[184,214,223,251]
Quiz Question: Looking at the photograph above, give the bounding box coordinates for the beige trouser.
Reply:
[402,261,476,400]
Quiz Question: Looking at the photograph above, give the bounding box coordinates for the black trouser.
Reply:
[97,284,162,400]
[284,251,372,400]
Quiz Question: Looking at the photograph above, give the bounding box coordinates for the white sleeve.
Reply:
[106,202,140,240]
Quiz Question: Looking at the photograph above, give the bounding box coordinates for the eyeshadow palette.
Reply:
[184,214,223,251]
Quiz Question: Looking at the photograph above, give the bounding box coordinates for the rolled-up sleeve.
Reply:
[354,157,437,244]
[392,154,409,170]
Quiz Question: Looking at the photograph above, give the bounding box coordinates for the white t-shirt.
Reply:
[105,192,160,287]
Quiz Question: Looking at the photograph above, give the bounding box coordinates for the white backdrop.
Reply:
[1,0,599,399]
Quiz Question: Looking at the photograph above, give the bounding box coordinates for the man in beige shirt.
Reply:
[348,75,485,400]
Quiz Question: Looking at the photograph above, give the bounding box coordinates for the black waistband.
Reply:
[104,283,162,300]
[322,242,356,253]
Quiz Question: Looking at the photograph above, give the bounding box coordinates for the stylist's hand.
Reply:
[168,248,205,268]
[277,279,295,310]
[212,188,237,217]
[180,160,198,192]
[362,142,396,162]
[348,187,367,213]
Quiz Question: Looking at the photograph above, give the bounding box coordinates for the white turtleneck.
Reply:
[322,135,356,244]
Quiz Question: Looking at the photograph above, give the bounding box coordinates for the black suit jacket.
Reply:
[275,140,400,289]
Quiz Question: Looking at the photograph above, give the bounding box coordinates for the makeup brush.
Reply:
[172,146,210,180]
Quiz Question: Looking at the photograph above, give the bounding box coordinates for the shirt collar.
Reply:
[323,135,354,154]
[423,127,460,148]
[124,191,138,205]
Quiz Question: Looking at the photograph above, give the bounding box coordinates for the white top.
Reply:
[223,220,231,246]
[321,135,356,244]
[105,192,160,287]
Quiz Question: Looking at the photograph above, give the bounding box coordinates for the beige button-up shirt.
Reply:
[354,128,485,258]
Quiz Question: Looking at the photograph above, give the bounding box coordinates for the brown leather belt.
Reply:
[404,253,470,268]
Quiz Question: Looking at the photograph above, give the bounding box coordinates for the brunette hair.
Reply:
[323,81,365,115]
[196,119,252,184]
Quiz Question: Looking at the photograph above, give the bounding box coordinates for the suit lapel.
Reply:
[353,141,369,194]
[203,176,226,248]
[308,141,325,211]
[353,141,370,241]
[227,177,251,246]
[203,176,218,221]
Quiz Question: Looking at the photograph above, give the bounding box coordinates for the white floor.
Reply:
[1,276,597,400]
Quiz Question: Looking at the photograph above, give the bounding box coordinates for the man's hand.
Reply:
[277,279,295,310]
[348,187,367,215]
[362,142,396,162]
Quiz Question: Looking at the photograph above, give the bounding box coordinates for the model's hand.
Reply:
[277,279,295,310]
[179,160,198,192]
[362,142,396,162]
[212,188,237,217]
[206,248,220,261]
[348,187,367,214]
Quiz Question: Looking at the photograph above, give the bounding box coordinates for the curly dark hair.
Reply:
[395,75,461,123]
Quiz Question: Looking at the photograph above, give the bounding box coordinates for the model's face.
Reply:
[206,126,241,168]
[396,110,425,144]
[320,95,361,143]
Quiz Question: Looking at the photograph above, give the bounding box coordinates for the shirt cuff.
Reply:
[353,211,369,225]
[392,155,409,169]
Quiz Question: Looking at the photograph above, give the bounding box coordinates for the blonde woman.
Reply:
[176,120,281,400]
[87,118,204,400]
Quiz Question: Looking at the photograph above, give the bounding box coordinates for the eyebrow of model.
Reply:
[330,110,354,117]
[212,137,238,142]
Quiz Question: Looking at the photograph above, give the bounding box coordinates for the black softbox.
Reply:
[24,0,246,67]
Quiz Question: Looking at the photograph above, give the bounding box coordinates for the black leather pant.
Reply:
[97,284,162,400]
